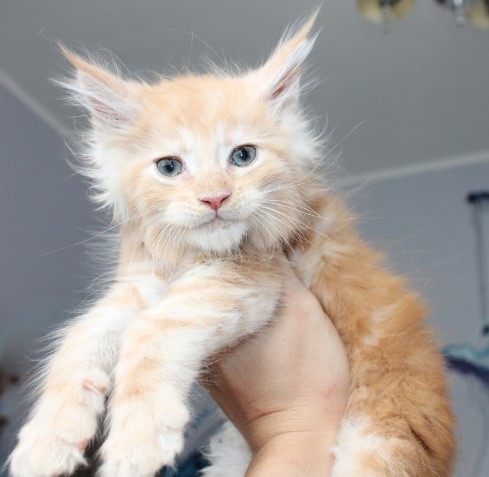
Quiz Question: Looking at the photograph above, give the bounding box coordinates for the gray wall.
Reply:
[0,82,96,368]
[1,81,488,473]
[0,82,96,464]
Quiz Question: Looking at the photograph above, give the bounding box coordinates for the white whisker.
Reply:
[255,208,296,254]
[261,173,320,195]
[154,224,180,274]
[265,199,357,222]
[259,205,308,242]
[129,217,169,266]
[259,203,333,245]
[263,199,322,220]
[325,122,364,157]
[250,212,276,245]
[40,210,155,257]
[151,223,176,275]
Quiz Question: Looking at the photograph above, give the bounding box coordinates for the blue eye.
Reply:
[230,145,256,167]
[156,157,183,177]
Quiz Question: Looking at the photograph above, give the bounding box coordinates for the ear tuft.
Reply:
[251,10,319,109]
[58,44,139,134]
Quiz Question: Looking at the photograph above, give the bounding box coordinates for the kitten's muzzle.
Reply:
[199,194,230,211]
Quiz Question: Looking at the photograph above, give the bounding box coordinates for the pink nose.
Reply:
[200,194,230,211]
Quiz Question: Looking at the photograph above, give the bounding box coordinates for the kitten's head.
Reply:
[62,13,323,257]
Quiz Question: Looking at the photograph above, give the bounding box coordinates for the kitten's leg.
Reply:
[201,420,251,477]
[99,258,284,477]
[8,281,147,477]
[331,416,436,477]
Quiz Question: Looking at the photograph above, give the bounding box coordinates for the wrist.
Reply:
[242,389,347,454]
[245,430,336,477]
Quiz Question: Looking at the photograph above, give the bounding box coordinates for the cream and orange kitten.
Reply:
[9,14,454,477]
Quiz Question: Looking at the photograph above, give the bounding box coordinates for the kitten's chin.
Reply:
[185,220,248,254]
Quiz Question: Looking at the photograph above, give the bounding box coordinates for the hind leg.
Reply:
[331,417,432,477]
[201,420,251,477]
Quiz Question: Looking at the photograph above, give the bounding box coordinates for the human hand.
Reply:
[205,275,350,476]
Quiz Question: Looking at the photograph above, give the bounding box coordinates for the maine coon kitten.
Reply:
[8,14,454,477]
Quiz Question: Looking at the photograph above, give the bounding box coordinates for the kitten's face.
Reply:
[63,15,320,256]
[120,76,306,254]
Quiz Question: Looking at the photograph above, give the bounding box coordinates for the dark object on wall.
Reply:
[443,190,489,386]
[445,355,489,385]
[467,190,489,335]
[444,336,489,387]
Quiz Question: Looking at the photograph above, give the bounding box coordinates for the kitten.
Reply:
[8,13,454,477]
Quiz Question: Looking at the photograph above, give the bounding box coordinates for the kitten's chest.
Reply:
[119,254,232,309]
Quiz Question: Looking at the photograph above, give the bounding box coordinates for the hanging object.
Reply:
[435,0,489,29]
[357,0,416,32]
[467,0,489,29]
[467,191,489,335]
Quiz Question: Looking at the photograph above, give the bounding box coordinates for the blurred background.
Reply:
[1,0,489,475]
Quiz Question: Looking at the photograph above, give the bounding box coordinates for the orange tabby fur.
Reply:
[293,196,455,476]
[9,14,454,477]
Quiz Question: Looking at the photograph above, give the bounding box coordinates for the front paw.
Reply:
[99,399,190,477]
[9,419,89,477]
[9,372,109,477]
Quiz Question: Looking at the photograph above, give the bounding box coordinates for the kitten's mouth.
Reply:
[200,216,232,230]
[186,214,247,252]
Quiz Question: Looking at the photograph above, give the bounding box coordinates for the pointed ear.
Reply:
[250,11,319,109]
[59,45,139,134]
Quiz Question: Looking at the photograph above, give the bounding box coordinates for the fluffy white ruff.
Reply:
[331,417,398,477]
[201,420,252,477]
[185,221,248,253]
